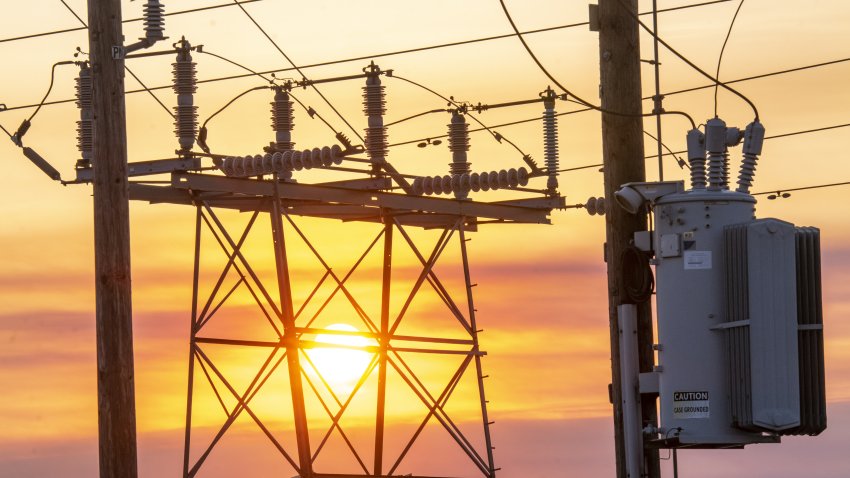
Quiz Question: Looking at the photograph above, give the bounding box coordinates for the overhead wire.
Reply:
[27,61,74,124]
[4,53,843,116]
[0,122,12,139]
[753,181,850,198]
[200,50,274,83]
[644,130,689,170]
[58,0,174,120]
[714,0,746,117]
[498,0,696,129]
[201,85,269,132]
[10,2,821,116]
[58,0,86,25]
[764,122,850,140]
[230,0,364,144]
[390,74,530,158]
[386,108,446,127]
[0,0,265,45]
[392,116,850,183]
[558,163,602,173]
[197,50,345,144]
[654,56,850,99]
[647,122,850,159]
[612,0,759,120]
[561,87,689,174]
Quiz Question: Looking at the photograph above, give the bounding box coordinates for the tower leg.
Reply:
[459,222,496,477]
[270,178,313,477]
[374,213,393,475]
[183,205,202,477]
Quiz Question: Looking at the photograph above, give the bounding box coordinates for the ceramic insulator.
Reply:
[142,1,165,41]
[363,73,387,163]
[173,47,197,152]
[75,66,93,168]
[705,118,727,190]
[271,89,294,151]
[543,98,559,191]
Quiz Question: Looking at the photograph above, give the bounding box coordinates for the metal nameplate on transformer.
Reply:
[683,250,712,270]
[673,391,710,419]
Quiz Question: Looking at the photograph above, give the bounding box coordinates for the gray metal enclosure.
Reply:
[649,188,826,447]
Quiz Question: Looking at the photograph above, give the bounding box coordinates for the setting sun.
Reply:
[304,324,375,387]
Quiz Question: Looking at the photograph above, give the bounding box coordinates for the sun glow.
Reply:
[306,324,375,387]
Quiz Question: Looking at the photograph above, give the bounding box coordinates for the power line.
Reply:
[6,52,842,117]
[714,0,746,116]
[651,56,850,100]
[58,0,174,120]
[27,61,74,124]
[200,50,274,83]
[230,0,364,144]
[647,122,850,159]
[58,0,86,26]
[753,180,850,198]
[765,122,850,141]
[613,0,759,120]
[0,2,748,115]
[386,108,578,149]
[498,0,697,128]
[0,0,264,45]
[0,122,12,139]
[390,74,530,159]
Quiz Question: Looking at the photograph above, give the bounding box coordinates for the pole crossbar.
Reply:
[183,201,496,477]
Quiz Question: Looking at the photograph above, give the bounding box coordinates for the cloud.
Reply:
[4,403,850,477]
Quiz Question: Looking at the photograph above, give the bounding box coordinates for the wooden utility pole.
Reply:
[596,1,660,477]
[88,0,139,476]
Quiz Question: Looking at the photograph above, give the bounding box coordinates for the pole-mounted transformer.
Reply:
[613,117,826,451]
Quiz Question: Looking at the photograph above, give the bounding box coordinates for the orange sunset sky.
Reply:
[1,0,849,476]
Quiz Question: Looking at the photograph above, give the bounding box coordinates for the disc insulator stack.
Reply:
[75,65,93,169]
[219,144,343,178]
[271,89,294,152]
[173,40,197,153]
[411,167,530,196]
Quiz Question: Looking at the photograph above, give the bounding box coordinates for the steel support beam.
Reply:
[374,214,393,475]
[271,176,313,477]
[180,199,496,477]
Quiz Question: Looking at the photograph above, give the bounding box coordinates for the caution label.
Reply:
[673,391,710,419]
